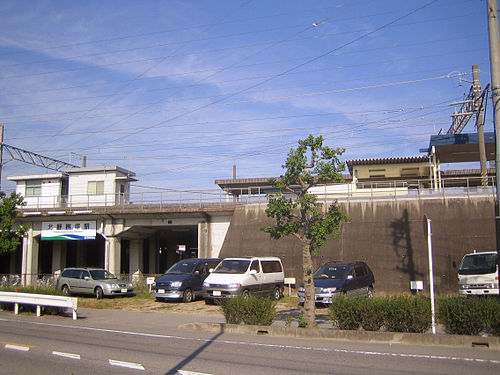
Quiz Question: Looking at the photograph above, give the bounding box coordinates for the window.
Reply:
[368,168,386,178]
[262,260,283,273]
[87,181,104,195]
[26,180,42,196]
[401,167,420,177]
[250,260,260,273]
[354,266,367,277]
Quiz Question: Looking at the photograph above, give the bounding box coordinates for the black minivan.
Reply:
[152,258,221,302]
[298,261,375,305]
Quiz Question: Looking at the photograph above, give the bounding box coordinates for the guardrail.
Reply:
[0,291,78,320]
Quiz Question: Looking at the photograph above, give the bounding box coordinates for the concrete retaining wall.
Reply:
[219,197,496,295]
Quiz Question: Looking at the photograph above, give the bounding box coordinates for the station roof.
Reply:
[346,156,429,175]
[423,132,495,163]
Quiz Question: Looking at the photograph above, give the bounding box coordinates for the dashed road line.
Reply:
[0,341,36,349]
[4,318,500,366]
[5,344,30,352]
[52,351,81,360]
[178,370,214,375]
[109,359,145,371]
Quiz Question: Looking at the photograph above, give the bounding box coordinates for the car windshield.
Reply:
[213,260,250,274]
[165,261,196,275]
[89,270,116,280]
[314,265,348,279]
[458,253,497,275]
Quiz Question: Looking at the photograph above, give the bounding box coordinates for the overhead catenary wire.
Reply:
[67,0,442,153]
[0,0,490,190]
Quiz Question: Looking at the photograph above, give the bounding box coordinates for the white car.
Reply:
[202,256,284,303]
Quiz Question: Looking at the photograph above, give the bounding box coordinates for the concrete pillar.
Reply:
[52,241,63,273]
[198,219,209,258]
[21,228,39,286]
[105,236,121,276]
[129,239,144,274]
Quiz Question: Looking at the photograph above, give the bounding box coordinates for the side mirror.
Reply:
[194,270,200,276]
[347,275,354,280]
[208,268,214,273]
[250,269,257,275]
[84,276,90,280]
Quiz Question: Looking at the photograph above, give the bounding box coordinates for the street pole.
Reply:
[487,0,500,294]
[425,216,436,335]
[0,124,3,192]
[473,65,488,187]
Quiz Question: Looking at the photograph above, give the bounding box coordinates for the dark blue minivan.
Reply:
[152,258,221,302]
[298,261,375,305]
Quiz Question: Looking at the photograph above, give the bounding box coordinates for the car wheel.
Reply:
[272,287,282,301]
[95,287,104,300]
[62,285,70,296]
[242,289,250,299]
[155,297,164,302]
[182,289,193,303]
[367,287,374,299]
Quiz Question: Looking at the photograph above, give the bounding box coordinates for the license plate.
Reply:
[213,291,221,297]
[121,289,127,293]
[158,289,165,294]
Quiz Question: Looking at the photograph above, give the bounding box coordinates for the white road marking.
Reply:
[178,370,213,375]
[5,344,30,352]
[109,359,145,371]
[4,318,500,366]
[52,351,81,360]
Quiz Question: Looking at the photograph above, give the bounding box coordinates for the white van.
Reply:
[202,256,284,303]
[458,251,498,295]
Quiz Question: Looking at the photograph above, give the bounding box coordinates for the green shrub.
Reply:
[219,297,243,324]
[359,298,385,331]
[297,314,307,328]
[329,297,364,330]
[383,295,431,333]
[437,296,500,336]
[219,295,277,326]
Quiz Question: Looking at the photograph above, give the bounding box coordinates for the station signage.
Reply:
[41,221,97,240]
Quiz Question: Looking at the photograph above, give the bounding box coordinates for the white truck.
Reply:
[458,251,499,296]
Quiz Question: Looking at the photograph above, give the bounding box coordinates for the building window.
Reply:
[368,168,386,178]
[87,181,104,195]
[401,167,420,177]
[26,180,42,196]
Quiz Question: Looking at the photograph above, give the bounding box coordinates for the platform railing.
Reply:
[13,176,497,211]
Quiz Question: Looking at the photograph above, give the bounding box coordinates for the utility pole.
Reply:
[473,65,488,187]
[486,0,500,292]
[0,124,3,192]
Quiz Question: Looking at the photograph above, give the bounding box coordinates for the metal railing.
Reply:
[16,176,497,211]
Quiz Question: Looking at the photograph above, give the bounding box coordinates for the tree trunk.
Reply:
[301,240,317,328]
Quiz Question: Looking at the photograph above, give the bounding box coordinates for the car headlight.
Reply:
[203,282,210,288]
[170,281,182,288]
[128,283,133,289]
[321,287,336,293]
[111,284,119,289]
[227,283,241,289]
[152,282,156,287]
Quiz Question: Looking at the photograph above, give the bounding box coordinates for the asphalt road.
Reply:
[0,308,499,375]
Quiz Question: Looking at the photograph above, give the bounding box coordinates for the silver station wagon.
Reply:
[56,268,133,299]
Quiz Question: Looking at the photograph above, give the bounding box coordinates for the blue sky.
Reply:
[0,0,494,194]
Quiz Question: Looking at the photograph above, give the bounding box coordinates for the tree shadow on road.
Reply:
[164,328,224,375]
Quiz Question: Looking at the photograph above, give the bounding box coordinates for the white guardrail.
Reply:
[0,292,78,320]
